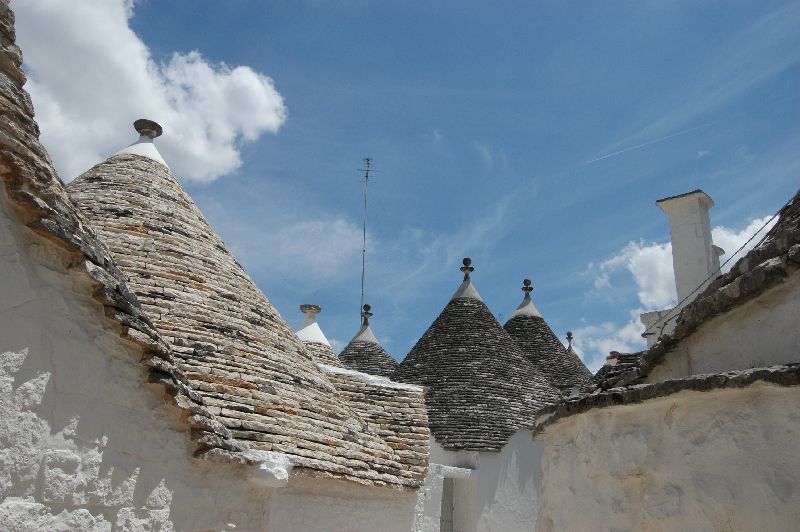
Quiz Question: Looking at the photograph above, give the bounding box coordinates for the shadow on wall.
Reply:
[0,199,273,530]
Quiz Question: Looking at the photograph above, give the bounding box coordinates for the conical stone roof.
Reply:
[66,123,426,487]
[339,305,398,378]
[394,259,559,451]
[504,279,592,391]
[295,304,342,367]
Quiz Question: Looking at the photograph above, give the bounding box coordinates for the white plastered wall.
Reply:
[0,192,418,531]
[645,273,800,383]
[421,430,543,532]
[536,384,800,532]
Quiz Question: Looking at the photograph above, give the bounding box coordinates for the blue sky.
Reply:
[14,1,800,370]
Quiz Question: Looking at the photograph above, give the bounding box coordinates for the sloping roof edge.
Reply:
[534,363,800,435]
[0,1,265,471]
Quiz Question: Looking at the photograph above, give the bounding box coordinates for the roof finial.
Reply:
[522,278,533,294]
[361,304,373,326]
[566,331,574,350]
[133,118,163,139]
[460,257,474,281]
[300,304,321,317]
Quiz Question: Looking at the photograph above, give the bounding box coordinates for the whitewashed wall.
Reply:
[424,430,543,532]
[536,384,800,531]
[0,193,418,531]
[646,274,800,383]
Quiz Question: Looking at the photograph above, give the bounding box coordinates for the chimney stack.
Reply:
[656,189,721,302]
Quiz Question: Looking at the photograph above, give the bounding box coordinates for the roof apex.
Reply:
[351,323,379,344]
[511,294,542,318]
[450,277,483,301]
[114,119,169,168]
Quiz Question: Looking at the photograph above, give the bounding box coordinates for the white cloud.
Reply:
[13,0,286,182]
[599,240,675,310]
[579,214,777,369]
[712,216,777,271]
[595,215,776,312]
[571,310,646,373]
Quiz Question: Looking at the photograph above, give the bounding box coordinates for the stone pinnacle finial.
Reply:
[460,257,474,281]
[133,118,163,139]
[300,304,321,317]
[361,304,373,326]
[522,278,533,294]
[566,331,574,350]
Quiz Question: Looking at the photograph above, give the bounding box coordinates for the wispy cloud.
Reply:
[585,123,711,165]
[474,142,494,167]
[588,3,800,162]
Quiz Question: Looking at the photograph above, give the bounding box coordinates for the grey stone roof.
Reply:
[339,305,398,378]
[593,186,800,390]
[65,141,427,485]
[504,281,592,390]
[394,261,560,451]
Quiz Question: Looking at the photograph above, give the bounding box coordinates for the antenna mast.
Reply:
[359,158,372,321]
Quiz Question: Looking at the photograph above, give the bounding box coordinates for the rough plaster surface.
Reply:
[647,274,800,382]
[0,192,420,531]
[270,476,418,532]
[537,383,800,531]
[423,431,542,532]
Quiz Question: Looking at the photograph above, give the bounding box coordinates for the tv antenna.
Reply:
[358,158,372,321]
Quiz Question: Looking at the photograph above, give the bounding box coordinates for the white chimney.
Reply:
[656,189,720,303]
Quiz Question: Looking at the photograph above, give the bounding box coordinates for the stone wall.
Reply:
[645,274,800,382]
[536,383,800,531]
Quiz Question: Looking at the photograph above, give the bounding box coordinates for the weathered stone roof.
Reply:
[303,341,342,367]
[319,364,429,484]
[593,186,800,390]
[339,305,398,378]
[504,280,592,391]
[0,2,251,471]
[394,260,560,451]
[65,131,427,487]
